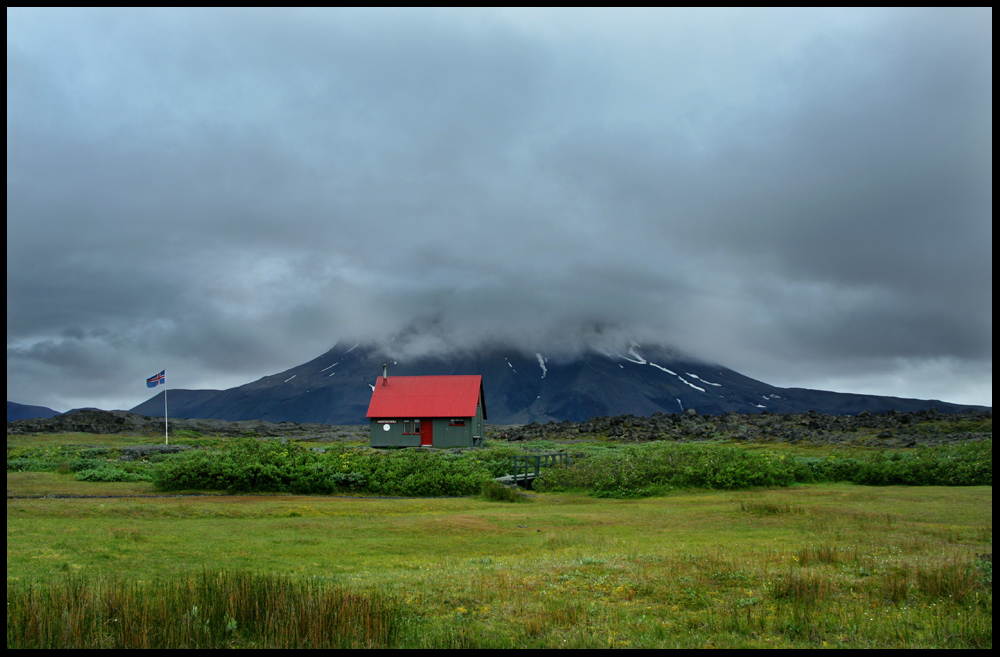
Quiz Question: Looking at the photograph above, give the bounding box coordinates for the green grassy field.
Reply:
[7,465,992,647]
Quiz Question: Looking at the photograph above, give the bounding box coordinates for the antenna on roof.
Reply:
[382,363,388,386]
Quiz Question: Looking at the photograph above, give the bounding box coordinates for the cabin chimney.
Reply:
[382,363,388,386]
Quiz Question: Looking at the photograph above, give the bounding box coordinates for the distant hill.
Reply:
[7,401,60,422]
[129,342,985,424]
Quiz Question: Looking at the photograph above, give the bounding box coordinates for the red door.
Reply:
[419,419,433,446]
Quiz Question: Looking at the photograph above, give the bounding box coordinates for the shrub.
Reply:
[806,441,991,486]
[535,442,802,498]
[75,466,152,483]
[152,440,495,497]
[480,480,529,503]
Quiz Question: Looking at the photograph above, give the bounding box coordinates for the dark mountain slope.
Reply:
[130,342,984,424]
[7,401,61,422]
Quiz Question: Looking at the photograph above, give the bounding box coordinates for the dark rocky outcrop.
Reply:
[118,444,192,461]
[9,407,989,451]
[490,408,992,448]
[7,408,366,442]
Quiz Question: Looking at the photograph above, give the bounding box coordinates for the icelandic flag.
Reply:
[146,370,166,388]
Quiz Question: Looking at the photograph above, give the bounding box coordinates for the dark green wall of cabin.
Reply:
[369,402,483,448]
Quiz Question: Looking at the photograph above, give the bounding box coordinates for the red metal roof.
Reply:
[366,375,486,419]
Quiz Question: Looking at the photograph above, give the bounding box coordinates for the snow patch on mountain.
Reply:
[678,376,706,393]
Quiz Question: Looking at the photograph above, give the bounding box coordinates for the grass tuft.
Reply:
[740,500,796,516]
[480,480,530,503]
[7,570,399,649]
[916,559,983,603]
[769,570,831,605]
[797,544,855,565]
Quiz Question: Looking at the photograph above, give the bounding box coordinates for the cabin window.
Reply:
[403,419,420,434]
[449,418,466,426]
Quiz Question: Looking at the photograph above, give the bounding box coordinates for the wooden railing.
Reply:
[509,453,571,484]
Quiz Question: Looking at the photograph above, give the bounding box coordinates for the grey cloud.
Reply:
[7,8,991,411]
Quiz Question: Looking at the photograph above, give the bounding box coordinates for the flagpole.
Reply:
[164,383,169,445]
[147,370,168,444]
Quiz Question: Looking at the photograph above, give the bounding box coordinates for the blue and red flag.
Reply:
[146,370,166,388]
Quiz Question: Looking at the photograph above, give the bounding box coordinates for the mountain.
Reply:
[129,342,984,424]
[7,401,61,422]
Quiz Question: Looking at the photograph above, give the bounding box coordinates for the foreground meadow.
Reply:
[7,473,991,648]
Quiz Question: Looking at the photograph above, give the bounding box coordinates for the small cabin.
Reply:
[366,373,486,448]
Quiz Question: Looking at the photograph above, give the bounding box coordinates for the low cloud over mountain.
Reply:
[8,9,991,413]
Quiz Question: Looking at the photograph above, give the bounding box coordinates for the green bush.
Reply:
[339,449,491,497]
[7,457,52,473]
[75,466,152,483]
[6,445,141,475]
[535,442,802,498]
[805,441,991,486]
[7,445,96,472]
[152,440,495,497]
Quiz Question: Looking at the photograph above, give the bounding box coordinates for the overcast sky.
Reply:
[7,8,992,412]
